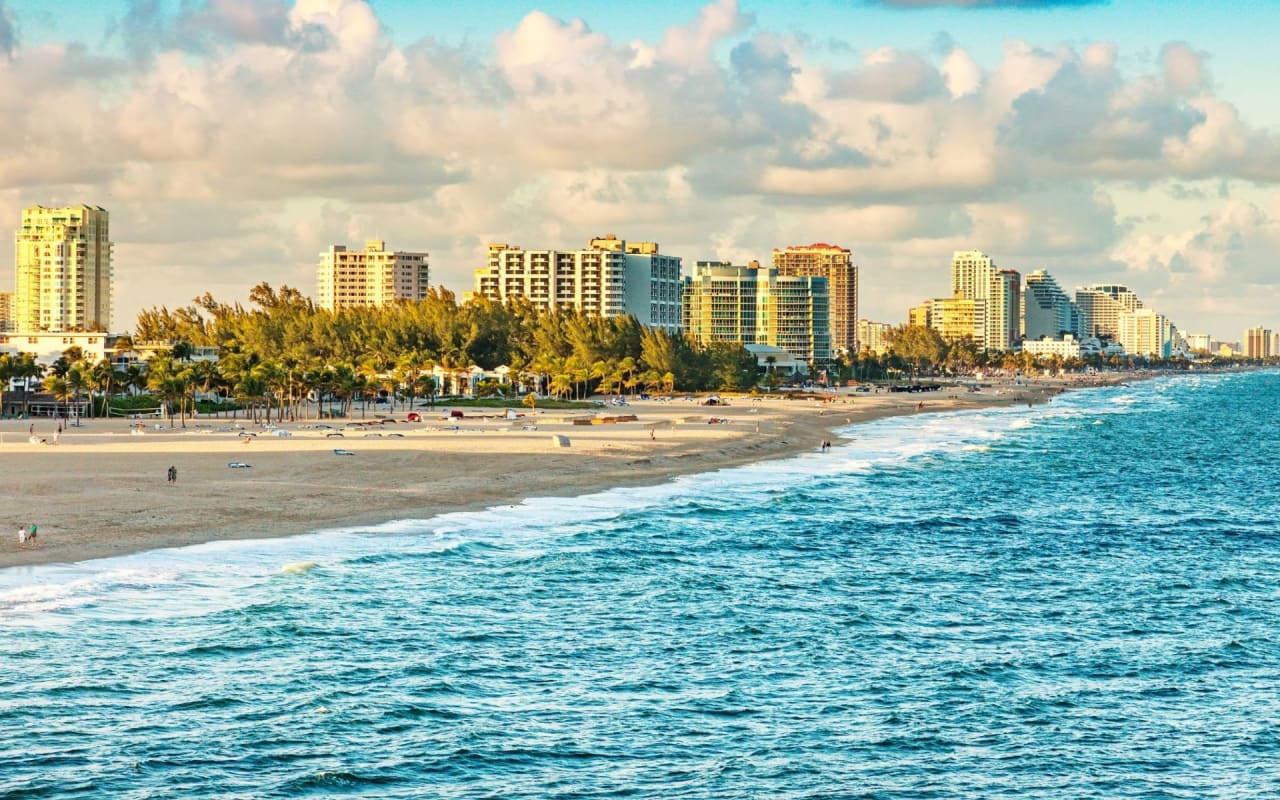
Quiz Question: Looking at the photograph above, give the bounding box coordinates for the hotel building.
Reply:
[682,261,831,366]
[316,240,429,312]
[0,291,12,332]
[772,243,858,354]
[1245,327,1272,358]
[14,205,113,332]
[472,235,681,331]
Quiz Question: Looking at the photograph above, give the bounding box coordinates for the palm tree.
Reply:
[88,358,117,418]
[549,372,573,400]
[16,355,44,418]
[42,374,72,420]
[0,354,14,417]
[146,357,184,428]
[233,373,269,424]
[65,364,89,423]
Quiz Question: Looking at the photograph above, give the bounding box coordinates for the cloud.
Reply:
[1112,198,1280,286]
[866,0,1107,8]
[0,1,15,58]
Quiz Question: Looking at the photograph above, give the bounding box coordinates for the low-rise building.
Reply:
[0,331,114,364]
[1022,334,1085,360]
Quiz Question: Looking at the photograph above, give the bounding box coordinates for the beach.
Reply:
[0,380,1086,569]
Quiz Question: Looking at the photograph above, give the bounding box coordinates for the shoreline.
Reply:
[0,376,1117,571]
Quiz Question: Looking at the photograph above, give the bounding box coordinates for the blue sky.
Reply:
[2,0,1278,337]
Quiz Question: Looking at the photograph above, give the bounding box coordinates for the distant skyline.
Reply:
[1,0,1278,336]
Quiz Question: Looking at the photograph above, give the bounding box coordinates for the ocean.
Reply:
[3,370,1279,798]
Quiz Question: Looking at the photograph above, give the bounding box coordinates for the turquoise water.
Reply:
[3,371,1280,798]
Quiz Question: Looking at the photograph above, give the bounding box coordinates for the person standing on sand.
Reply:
[167,466,177,484]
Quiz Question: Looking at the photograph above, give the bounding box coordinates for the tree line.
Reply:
[4,283,761,424]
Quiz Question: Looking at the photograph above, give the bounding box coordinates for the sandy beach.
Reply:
[0,380,1089,569]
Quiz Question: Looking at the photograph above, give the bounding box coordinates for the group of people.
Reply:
[17,523,38,546]
[820,439,832,452]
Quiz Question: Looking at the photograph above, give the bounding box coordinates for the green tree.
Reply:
[886,325,947,378]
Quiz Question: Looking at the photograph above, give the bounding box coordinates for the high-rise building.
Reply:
[1244,327,1273,358]
[989,269,1022,352]
[948,251,1019,351]
[14,205,113,332]
[472,235,681,331]
[1117,309,1171,357]
[908,301,932,329]
[928,297,986,345]
[773,243,857,354]
[1184,333,1212,354]
[316,240,429,312]
[951,250,995,302]
[1273,332,1280,357]
[856,319,893,355]
[683,261,831,365]
[1075,284,1142,340]
[0,291,12,333]
[1024,270,1079,340]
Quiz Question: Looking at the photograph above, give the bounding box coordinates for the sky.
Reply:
[2,0,1279,339]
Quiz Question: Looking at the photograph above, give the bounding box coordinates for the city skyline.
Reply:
[0,0,1278,333]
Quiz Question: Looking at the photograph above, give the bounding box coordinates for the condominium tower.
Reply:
[14,205,113,332]
[473,235,681,331]
[0,291,12,333]
[316,240,429,312]
[1245,327,1272,358]
[949,250,1019,351]
[928,297,985,345]
[1118,309,1172,357]
[1023,269,1079,340]
[772,243,857,354]
[682,262,832,365]
[1075,284,1142,340]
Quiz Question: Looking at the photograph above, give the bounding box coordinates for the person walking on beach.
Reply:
[167,465,177,484]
